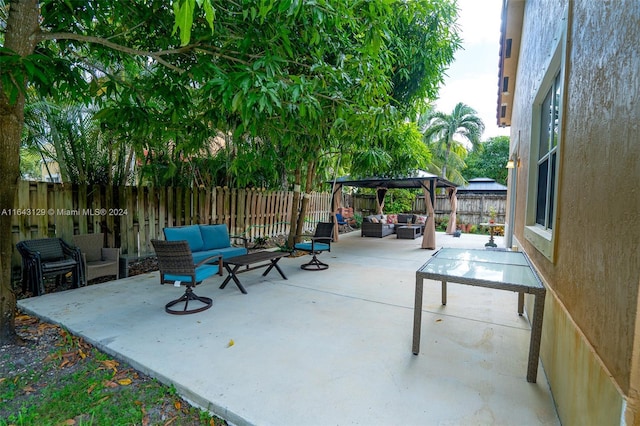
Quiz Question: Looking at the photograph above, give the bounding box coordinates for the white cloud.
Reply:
[433,0,509,140]
[456,0,503,45]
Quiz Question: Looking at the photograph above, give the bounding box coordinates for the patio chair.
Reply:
[16,238,83,296]
[151,239,220,315]
[72,233,120,285]
[336,213,352,233]
[294,222,334,271]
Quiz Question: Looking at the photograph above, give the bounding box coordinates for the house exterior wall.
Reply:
[506,0,640,423]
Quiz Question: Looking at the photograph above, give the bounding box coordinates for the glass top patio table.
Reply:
[417,248,543,291]
[411,248,546,383]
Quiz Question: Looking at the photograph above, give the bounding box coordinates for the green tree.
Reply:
[463,135,510,185]
[421,102,485,182]
[0,0,460,342]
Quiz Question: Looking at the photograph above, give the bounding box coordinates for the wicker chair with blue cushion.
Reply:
[151,239,220,315]
[294,222,334,271]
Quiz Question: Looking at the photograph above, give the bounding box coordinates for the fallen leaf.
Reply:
[87,383,96,394]
[118,378,133,386]
[62,419,76,425]
[174,401,181,410]
[99,359,119,372]
[227,339,234,347]
[15,314,34,323]
[96,395,111,404]
[22,385,36,394]
[435,319,443,323]
[103,380,118,388]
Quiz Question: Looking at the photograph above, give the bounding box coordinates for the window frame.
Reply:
[524,26,567,262]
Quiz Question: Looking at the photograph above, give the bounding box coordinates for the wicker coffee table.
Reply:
[396,225,422,239]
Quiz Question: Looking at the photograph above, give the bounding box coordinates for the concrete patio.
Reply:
[18,230,560,425]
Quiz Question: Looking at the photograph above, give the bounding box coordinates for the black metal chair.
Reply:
[294,222,334,271]
[151,239,220,315]
[16,238,83,296]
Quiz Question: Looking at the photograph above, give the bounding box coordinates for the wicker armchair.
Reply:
[294,222,334,270]
[151,239,220,315]
[72,233,120,285]
[16,238,83,296]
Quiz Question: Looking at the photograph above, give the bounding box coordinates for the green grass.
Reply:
[1,324,225,426]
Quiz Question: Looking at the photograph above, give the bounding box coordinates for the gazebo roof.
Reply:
[457,177,507,193]
[330,170,457,190]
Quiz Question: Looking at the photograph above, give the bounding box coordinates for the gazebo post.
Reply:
[421,179,437,249]
[445,187,458,234]
[375,187,388,214]
[331,183,343,241]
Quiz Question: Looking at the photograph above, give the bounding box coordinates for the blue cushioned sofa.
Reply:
[163,225,248,272]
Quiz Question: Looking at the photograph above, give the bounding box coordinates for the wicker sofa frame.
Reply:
[361,213,426,238]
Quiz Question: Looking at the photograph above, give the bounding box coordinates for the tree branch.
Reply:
[37,32,190,73]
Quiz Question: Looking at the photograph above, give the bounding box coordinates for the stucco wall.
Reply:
[508,0,640,419]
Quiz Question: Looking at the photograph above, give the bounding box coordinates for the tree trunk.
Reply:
[295,160,316,240]
[287,167,302,249]
[0,0,40,344]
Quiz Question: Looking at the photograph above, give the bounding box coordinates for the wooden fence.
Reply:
[10,181,331,278]
[349,193,507,225]
[10,181,505,281]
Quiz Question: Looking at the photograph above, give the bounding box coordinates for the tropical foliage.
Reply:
[463,136,510,185]
[0,0,461,341]
[420,102,485,184]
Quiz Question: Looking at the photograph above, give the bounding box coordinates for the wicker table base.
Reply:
[397,225,422,239]
[412,248,546,383]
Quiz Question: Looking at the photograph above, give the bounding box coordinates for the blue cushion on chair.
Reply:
[294,242,330,252]
[199,224,231,250]
[164,264,219,283]
[164,226,204,252]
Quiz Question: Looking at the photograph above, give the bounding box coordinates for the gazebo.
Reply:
[329,170,457,249]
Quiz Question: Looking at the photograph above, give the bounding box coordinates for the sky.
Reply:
[433,0,510,140]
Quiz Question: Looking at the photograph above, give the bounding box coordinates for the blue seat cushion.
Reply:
[164,264,219,283]
[199,224,231,250]
[294,242,330,252]
[191,247,247,264]
[164,225,204,252]
[214,246,248,259]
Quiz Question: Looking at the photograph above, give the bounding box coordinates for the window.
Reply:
[535,72,560,229]
[505,39,512,58]
[524,26,566,261]
[502,76,509,93]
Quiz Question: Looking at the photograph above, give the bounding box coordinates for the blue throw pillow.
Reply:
[199,224,230,250]
[164,225,204,252]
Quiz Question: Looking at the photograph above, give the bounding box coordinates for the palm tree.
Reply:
[420,102,485,181]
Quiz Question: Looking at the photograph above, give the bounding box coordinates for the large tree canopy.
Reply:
[0,0,460,342]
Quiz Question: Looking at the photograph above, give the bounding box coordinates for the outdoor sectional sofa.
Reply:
[361,213,427,238]
[163,224,248,273]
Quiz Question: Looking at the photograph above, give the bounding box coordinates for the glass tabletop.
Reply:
[417,248,543,289]
[432,247,529,266]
